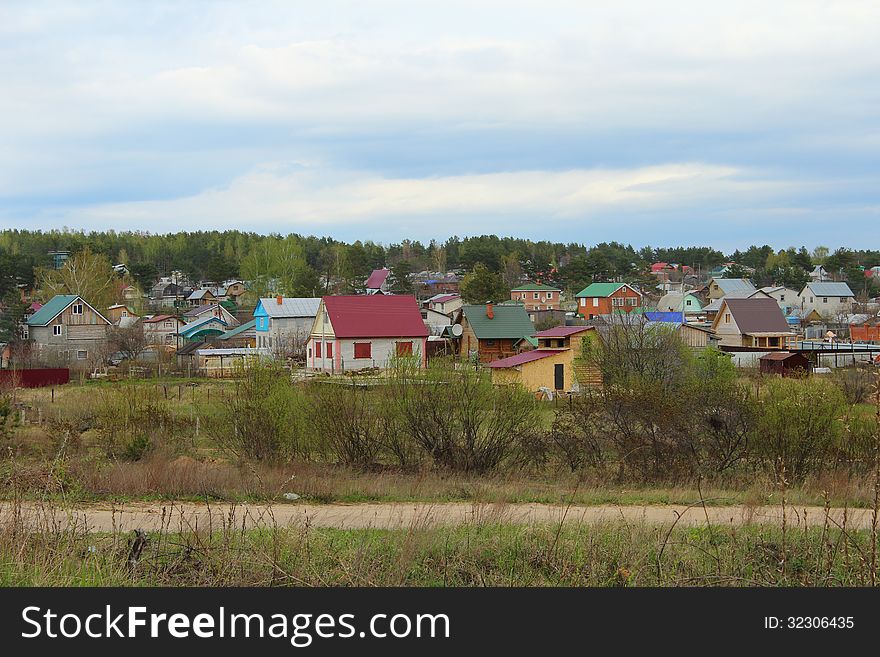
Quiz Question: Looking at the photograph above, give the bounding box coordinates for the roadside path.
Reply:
[1,501,875,532]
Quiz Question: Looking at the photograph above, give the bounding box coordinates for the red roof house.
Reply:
[308,295,429,372]
[365,268,391,294]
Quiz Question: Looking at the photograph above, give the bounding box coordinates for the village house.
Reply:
[308,295,429,372]
[710,297,796,349]
[426,293,463,316]
[458,302,535,363]
[106,304,138,325]
[25,294,111,365]
[186,288,216,307]
[707,278,756,301]
[810,265,832,282]
[253,296,321,352]
[149,280,186,306]
[757,286,801,314]
[420,306,453,335]
[798,282,855,319]
[178,315,229,343]
[488,325,595,392]
[575,283,642,319]
[142,314,185,349]
[365,268,391,295]
[215,319,257,348]
[510,282,562,312]
[657,292,703,317]
[222,280,247,304]
[183,303,240,327]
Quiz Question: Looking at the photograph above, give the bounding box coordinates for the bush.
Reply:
[208,360,308,462]
[832,367,877,405]
[388,359,540,473]
[755,378,846,482]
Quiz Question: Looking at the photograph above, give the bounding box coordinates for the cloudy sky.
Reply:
[1,1,878,249]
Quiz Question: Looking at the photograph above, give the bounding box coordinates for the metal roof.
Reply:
[323,295,429,338]
[721,297,790,333]
[217,319,256,340]
[26,294,79,325]
[802,282,855,297]
[256,297,321,318]
[511,282,560,292]
[534,325,594,338]
[575,282,629,298]
[178,315,228,337]
[487,349,567,368]
[365,268,390,289]
[26,294,110,326]
[711,278,756,295]
[461,303,535,340]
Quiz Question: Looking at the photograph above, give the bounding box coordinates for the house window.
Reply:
[627,297,637,306]
[612,297,624,307]
[724,313,731,323]
[780,295,785,302]
[326,342,333,359]
[810,297,814,303]
[533,293,540,300]
[823,297,828,304]
[686,299,691,306]
[315,340,322,358]
[71,303,83,315]
[485,339,496,347]
[53,325,62,336]
[769,337,779,347]
[121,311,128,317]
[546,292,553,299]
[592,298,599,307]
[354,342,371,359]
[396,341,413,356]
[580,298,586,307]
[77,350,87,360]
[165,321,173,328]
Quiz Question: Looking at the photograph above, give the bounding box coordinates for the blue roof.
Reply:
[644,311,685,323]
[27,295,81,325]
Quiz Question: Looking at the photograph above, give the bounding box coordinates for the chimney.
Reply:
[276,295,283,305]
[486,302,494,320]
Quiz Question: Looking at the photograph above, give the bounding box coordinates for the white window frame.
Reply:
[53,325,63,336]
[76,350,88,360]
[71,303,83,315]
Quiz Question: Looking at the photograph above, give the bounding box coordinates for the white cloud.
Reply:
[57,161,786,230]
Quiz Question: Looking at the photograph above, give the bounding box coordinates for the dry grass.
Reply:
[2,496,880,587]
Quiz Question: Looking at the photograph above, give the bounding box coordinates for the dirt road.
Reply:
[1,501,875,533]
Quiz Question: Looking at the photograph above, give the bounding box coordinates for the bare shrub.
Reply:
[832,367,877,406]
[388,359,540,473]
[309,382,383,467]
[207,359,308,462]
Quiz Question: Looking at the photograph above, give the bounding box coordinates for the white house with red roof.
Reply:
[308,295,429,372]
[142,314,186,348]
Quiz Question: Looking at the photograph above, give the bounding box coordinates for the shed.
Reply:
[759,351,811,377]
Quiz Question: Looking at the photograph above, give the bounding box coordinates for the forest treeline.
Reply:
[0,228,878,301]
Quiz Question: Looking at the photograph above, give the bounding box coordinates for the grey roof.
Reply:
[803,282,854,297]
[258,297,321,318]
[712,278,756,295]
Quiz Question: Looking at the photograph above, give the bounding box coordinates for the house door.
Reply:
[554,364,564,390]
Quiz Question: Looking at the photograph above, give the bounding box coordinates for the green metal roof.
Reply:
[462,304,534,339]
[26,295,79,325]
[575,282,626,298]
[511,282,560,292]
[217,319,256,340]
